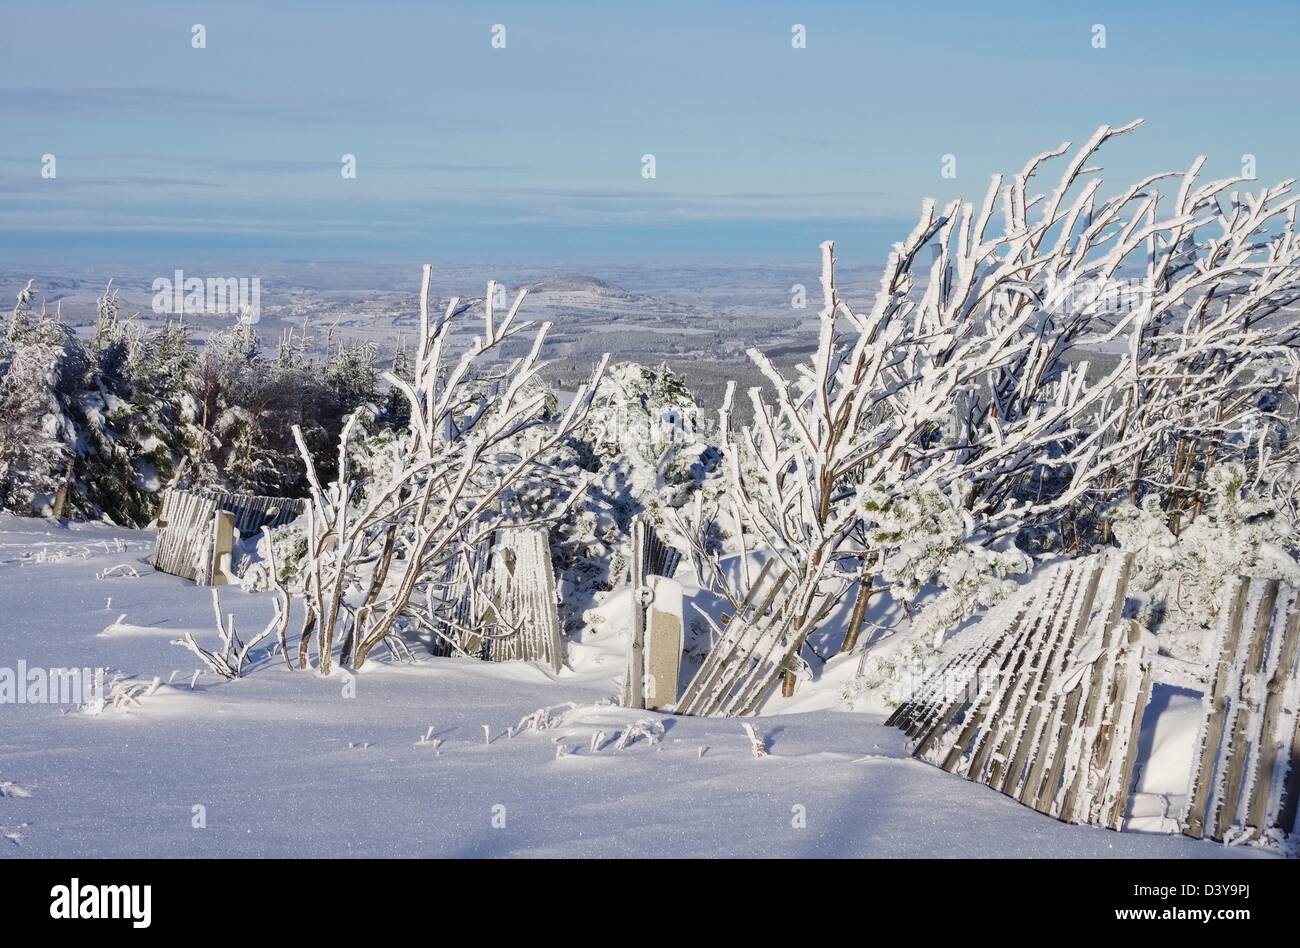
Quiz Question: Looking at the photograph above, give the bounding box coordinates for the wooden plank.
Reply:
[724,585,840,717]
[676,560,787,716]
[1211,579,1278,840]
[1246,600,1299,834]
[1084,621,1143,825]
[536,531,564,674]
[889,550,1158,832]
[1183,576,1252,840]
[152,489,219,583]
[644,576,684,710]
[1276,695,1300,835]
[936,611,1043,772]
[729,595,829,717]
[886,643,962,731]
[897,619,1015,739]
[1269,596,1300,835]
[1056,553,1135,820]
[473,528,565,671]
[209,510,237,586]
[1025,684,1079,813]
[894,591,1037,754]
[1013,560,1105,804]
[676,558,776,710]
[912,620,1025,761]
[920,567,1070,770]
[698,571,794,716]
[626,518,648,708]
[1102,624,1154,829]
[983,564,1084,787]
[1036,558,1131,821]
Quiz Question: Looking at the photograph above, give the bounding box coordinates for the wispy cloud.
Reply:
[0,173,227,192]
[0,85,545,132]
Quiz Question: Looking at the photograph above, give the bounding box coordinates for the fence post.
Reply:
[209,510,237,586]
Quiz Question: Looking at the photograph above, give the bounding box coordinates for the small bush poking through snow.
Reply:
[864,481,1031,648]
[1112,463,1300,664]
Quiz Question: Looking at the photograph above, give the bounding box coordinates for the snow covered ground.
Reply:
[0,515,1274,858]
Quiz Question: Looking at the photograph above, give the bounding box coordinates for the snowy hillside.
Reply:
[0,515,1269,859]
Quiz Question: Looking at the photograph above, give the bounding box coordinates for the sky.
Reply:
[1,0,1298,269]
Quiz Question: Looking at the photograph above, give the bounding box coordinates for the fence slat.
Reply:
[1183,577,1254,839]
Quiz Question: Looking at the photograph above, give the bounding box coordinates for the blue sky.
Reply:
[1,0,1298,268]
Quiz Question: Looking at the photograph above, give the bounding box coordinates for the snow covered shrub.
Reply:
[841,634,940,712]
[0,280,397,526]
[544,361,722,629]
[575,361,720,518]
[75,290,195,524]
[189,321,380,502]
[863,481,1031,647]
[288,270,606,673]
[484,412,623,634]
[1112,463,1300,663]
[240,517,310,593]
[549,494,625,632]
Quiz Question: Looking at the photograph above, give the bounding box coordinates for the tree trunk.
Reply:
[838,567,877,655]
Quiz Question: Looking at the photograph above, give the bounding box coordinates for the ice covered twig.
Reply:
[169,588,281,680]
[613,718,664,750]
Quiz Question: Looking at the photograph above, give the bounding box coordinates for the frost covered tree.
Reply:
[862,480,1031,648]
[289,269,606,673]
[0,336,75,514]
[186,319,379,500]
[542,362,722,622]
[576,361,719,518]
[696,121,1300,703]
[3,279,34,344]
[0,280,404,526]
[74,287,196,524]
[0,287,79,516]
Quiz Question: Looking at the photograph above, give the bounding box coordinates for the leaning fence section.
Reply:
[889,555,1300,847]
[887,553,1154,830]
[152,489,221,583]
[430,527,564,673]
[200,490,304,535]
[481,528,565,673]
[675,559,800,717]
[152,488,305,586]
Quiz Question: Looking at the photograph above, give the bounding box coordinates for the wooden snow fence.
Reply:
[197,489,304,536]
[630,515,682,584]
[1182,576,1300,844]
[886,552,1156,830]
[431,528,564,673]
[888,557,1300,843]
[675,559,825,717]
[623,515,685,710]
[152,488,304,586]
[152,490,221,584]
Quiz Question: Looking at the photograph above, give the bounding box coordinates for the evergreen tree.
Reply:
[0,302,79,516]
[4,279,34,344]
